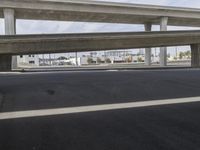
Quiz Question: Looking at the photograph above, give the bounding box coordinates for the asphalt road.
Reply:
[1,69,200,150]
[1,102,200,150]
[1,69,200,112]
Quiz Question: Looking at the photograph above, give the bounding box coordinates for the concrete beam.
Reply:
[1,0,200,27]
[191,44,200,68]
[160,17,168,67]
[144,23,152,66]
[3,9,17,71]
[0,30,200,55]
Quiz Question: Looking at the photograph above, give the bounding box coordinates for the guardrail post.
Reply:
[191,44,200,68]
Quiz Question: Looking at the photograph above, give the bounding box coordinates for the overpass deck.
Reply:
[0,30,199,55]
[1,0,200,26]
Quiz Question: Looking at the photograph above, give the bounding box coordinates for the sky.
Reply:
[1,0,200,57]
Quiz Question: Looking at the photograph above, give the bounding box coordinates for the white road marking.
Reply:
[0,72,21,75]
[0,96,200,120]
[106,70,119,72]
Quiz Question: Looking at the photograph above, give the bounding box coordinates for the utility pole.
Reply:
[176,47,178,58]
[42,54,45,64]
[49,54,51,66]
[75,52,78,66]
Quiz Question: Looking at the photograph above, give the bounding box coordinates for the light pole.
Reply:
[176,47,178,59]
[49,54,51,66]
[75,52,78,66]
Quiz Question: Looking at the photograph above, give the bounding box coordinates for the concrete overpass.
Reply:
[2,0,200,26]
[0,30,200,70]
[1,0,200,70]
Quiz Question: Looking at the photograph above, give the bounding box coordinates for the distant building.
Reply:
[104,50,131,57]
[68,57,88,66]
[25,50,162,67]
[104,50,132,63]
[17,55,39,66]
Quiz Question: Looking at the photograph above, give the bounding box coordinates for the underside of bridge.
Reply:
[1,0,200,71]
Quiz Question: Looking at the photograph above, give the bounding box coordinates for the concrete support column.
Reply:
[2,9,17,71]
[144,23,152,66]
[160,17,168,66]
[191,44,200,68]
[4,9,16,35]
[0,55,12,71]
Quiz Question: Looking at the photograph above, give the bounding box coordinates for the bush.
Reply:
[179,52,185,59]
[125,56,132,63]
[97,57,102,64]
[137,57,143,62]
[87,58,93,64]
[105,58,111,63]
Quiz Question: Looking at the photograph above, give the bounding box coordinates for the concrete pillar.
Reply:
[160,17,168,66]
[4,9,16,35]
[191,44,200,68]
[0,55,12,71]
[2,9,17,71]
[144,23,152,66]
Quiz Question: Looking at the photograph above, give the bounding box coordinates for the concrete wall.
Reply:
[17,55,39,67]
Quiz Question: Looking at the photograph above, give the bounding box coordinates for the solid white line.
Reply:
[0,96,200,120]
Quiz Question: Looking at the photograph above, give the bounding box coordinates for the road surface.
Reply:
[0,69,200,150]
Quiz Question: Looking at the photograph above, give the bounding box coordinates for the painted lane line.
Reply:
[0,96,200,120]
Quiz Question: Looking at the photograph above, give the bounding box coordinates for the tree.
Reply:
[105,58,111,63]
[57,56,67,60]
[185,51,191,59]
[96,57,102,64]
[179,52,185,59]
[87,58,93,64]
[125,56,132,63]
[137,57,143,62]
